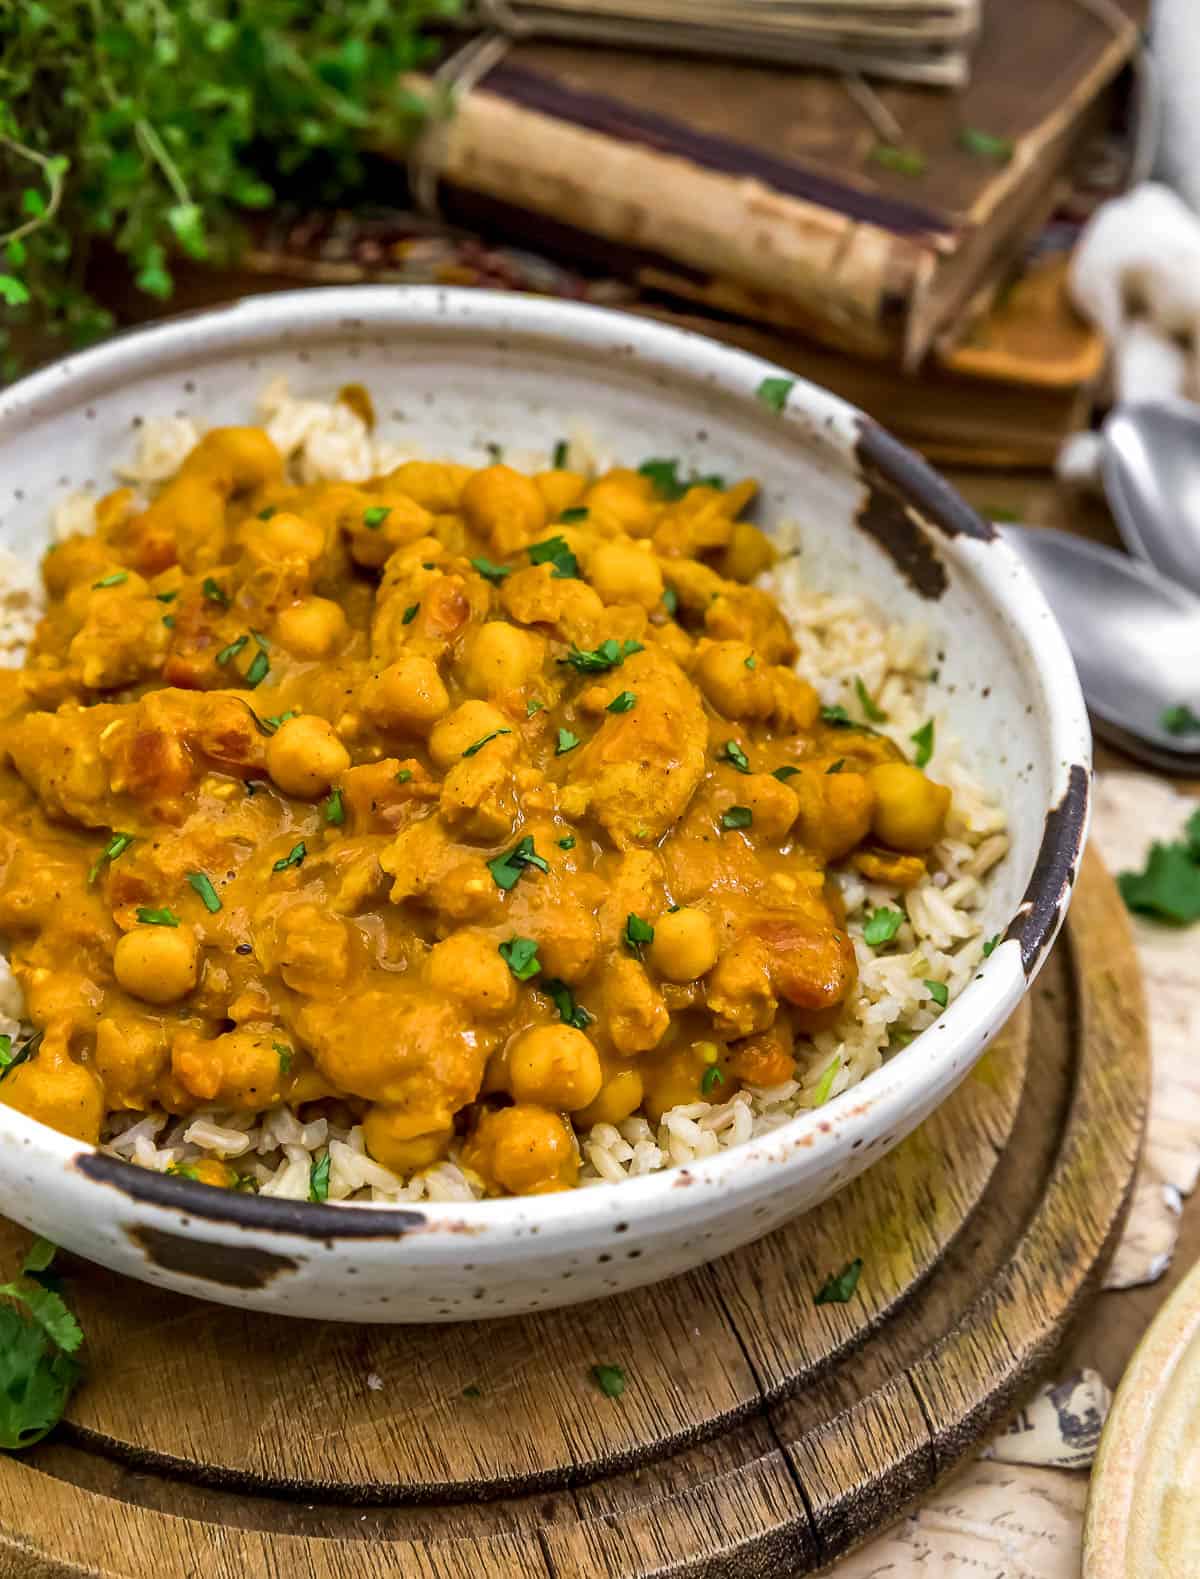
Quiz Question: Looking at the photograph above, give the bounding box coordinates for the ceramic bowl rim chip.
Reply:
[0,288,1091,1318]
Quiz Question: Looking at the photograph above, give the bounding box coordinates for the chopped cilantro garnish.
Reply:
[136,906,179,927]
[756,376,794,414]
[462,728,512,758]
[773,765,801,781]
[363,506,391,530]
[395,769,413,784]
[826,759,845,775]
[485,442,503,463]
[323,788,345,826]
[555,727,581,755]
[0,1030,42,1082]
[1162,703,1200,736]
[91,571,128,589]
[526,698,544,717]
[470,556,511,584]
[257,506,278,521]
[820,704,853,727]
[260,709,298,734]
[561,638,642,673]
[910,719,935,768]
[215,634,248,666]
[721,806,753,831]
[487,836,549,892]
[309,1153,331,1203]
[273,1043,293,1073]
[529,534,578,579]
[542,978,592,1029]
[863,906,904,947]
[638,459,725,500]
[499,936,541,981]
[155,590,178,603]
[559,507,589,523]
[87,831,133,886]
[744,655,757,670]
[552,439,568,469]
[814,1258,863,1305]
[700,1065,725,1095]
[624,913,655,956]
[854,677,888,723]
[558,834,576,850]
[924,979,949,1010]
[272,842,307,873]
[812,1054,841,1107]
[870,143,926,176]
[662,585,678,617]
[201,576,229,607]
[162,614,175,629]
[401,602,420,625]
[721,740,751,774]
[244,647,269,688]
[0,1036,10,1069]
[591,1363,627,1399]
[463,1383,483,1399]
[958,127,1013,162]
[982,934,1001,958]
[185,872,222,913]
[606,690,636,714]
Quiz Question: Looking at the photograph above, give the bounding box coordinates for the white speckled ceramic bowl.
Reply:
[0,289,1090,1321]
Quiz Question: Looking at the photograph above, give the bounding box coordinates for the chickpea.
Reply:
[429,699,511,769]
[463,1104,579,1195]
[266,714,351,798]
[736,773,800,840]
[384,460,473,513]
[171,1027,284,1107]
[428,930,518,1017]
[461,621,544,696]
[461,464,547,554]
[584,470,659,536]
[718,521,776,583]
[2,1051,105,1144]
[362,1105,454,1174]
[535,469,587,518]
[867,762,951,852]
[642,1042,724,1123]
[587,540,664,611]
[649,907,719,983]
[114,923,199,1005]
[508,1024,603,1111]
[181,426,282,492]
[364,654,451,733]
[274,597,347,658]
[694,640,774,719]
[574,1067,645,1129]
[256,511,326,564]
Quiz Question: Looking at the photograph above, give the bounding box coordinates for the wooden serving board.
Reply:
[0,845,1147,1578]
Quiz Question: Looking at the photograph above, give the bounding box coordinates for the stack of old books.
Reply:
[457,0,982,83]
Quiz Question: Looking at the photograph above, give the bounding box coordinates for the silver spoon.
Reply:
[1000,525,1200,772]
[1103,401,1200,596]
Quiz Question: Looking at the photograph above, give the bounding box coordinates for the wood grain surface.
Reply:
[0,844,1147,1577]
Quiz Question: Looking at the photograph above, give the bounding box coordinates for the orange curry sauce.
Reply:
[0,410,950,1194]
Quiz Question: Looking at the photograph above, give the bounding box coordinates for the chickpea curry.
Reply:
[0,410,952,1196]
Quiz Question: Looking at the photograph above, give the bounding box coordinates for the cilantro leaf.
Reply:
[606,690,637,714]
[982,934,1001,958]
[721,740,751,774]
[471,556,511,584]
[814,1258,863,1305]
[911,719,935,768]
[773,765,801,782]
[552,439,568,469]
[870,143,926,176]
[863,906,904,947]
[721,806,753,831]
[958,127,1013,162]
[591,1363,627,1398]
[700,1064,725,1095]
[462,728,512,758]
[272,842,307,873]
[309,1153,331,1203]
[811,1054,841,1107]
[854,676,888,723]
[556,728,581,755]
[560,638,642,673]
[541,978,593,1029]
[558,507,589,524]
[363,506,391,529]
[487,836,549,892]
[1162,703,1200,737]
[323,788,345,825]
[0,1304,82,1450]
[401,603,420,626]
[820,704,853,726]
[638,458,725,500]
[924,979,949,1010]
[499,936,541,981]
[624,913,654,956]
[529,534,578,579]
[756,376,794,414]
[1118,841,1200,925]
[201,576,229,607]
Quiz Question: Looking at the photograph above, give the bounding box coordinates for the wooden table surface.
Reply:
[947,465,1200,1402]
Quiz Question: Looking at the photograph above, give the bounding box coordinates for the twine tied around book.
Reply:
[407,30,514,219]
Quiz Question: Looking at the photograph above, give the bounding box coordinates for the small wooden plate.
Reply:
[0,845,1147,1577]
[1084,1255,1200,1577]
